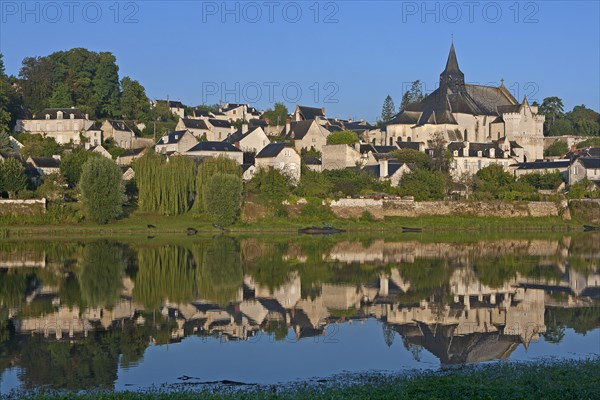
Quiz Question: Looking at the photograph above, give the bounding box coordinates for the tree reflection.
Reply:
[78,241,126,308]
[197,236,243,306]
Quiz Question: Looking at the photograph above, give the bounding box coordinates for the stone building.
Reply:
[15,108,95,145]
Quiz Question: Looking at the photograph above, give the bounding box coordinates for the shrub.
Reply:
[203,173,243,226]
[326,130,359,145]
[79,157,125,224]
[0,157,27,198]
[397,169,446,201]
[247,167,291,206]
[544,140,569,157]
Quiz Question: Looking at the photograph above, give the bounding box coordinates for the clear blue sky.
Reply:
[1,1,599,122]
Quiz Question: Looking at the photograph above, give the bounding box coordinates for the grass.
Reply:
[4,358,599,399]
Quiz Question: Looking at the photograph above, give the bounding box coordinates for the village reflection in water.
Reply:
[0,234,599,390]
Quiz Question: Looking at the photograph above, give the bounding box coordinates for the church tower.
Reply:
[439,43,465,93]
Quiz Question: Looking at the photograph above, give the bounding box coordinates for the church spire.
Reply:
[440,42,465,92]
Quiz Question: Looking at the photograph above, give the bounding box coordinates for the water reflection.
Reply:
[0,234,599,391]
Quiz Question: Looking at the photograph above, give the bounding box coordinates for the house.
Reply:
[255,143,301,183]
[511,160,570,180]
[190,109,213,119]
[304,157,322,172]
[386,43,544,161]
[322,144,366,170]
[176,118,212,139]
[226,125,270,154]
[286,120,331,152]
[155,131,198,155]
[89,145,112,159]
[242,163,256,182]
[8,136,24,151]
[83,122,103,148]
[14,107,95,145]
[206,119,233,141]
[184,141,243,164]
[121,166,135,181]
[569,157,600,184]
[116,147,147,166]
[219,103,261,122]
[448,141,516,178]
[101,120,136,149]
[27,156,61,176]
[363,159,412,186]
[152,100,186,118]
[292,105,325,122]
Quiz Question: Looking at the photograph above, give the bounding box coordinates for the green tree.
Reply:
[17,134,62,158]
[79,157,125,223]
[380,95,396,122]
[0,54,14,133]
[262,102,288,126]
[197,237,243,305]
[519,171,564,190]
[544,140,568,157]
[326,130,359,145]
[547,118,574,136]
[48,82,73,108]
[397,169,446,201]
[120,77,149,120]
[60,148,101,186]
[400,80,424,111]
[203,173,243,226]
[390,148,431,170]
[0,157,27,198]
[474,164,515,198]
[248,167,291,205]
[539,96,565,133]
[428,131,451,172]
[35,172,67,201]
[193,155,241,213]
[0,131,12,153]
[78,241,125,308]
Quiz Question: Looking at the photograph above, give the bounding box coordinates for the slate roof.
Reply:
[287,120,314,140]
[30,157,60,168]
[156,131,189,145]
[33,108,87,120]
[181,118,209,130]
[303,157,322,165]
[249,118,268,128]
[256,143,286,158]
[373,145,398,154]
[188,141,241,152]
[156,100,185,108]
[119,147,146,157]
[363,162,405,178]
[578,157,600,169]
[515,160,570,170]
[241,163,255,172]
[448,142,506,158]
[226,127,260,143]
[107,120,133,132]
[297,105,324,120]
[397,141,422,150]
[207,119,232,128]
[192,109,212,118]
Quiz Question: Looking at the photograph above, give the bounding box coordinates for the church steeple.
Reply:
[440,42,465,92]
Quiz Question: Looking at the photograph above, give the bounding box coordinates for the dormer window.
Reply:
[57,111,63,119]
[453,150,458,157]
[70,114,75,119]
[45,114,50,120]
[477,151,482,157]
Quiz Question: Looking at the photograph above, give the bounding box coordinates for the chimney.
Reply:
[464,141,470,155]
[379,158,388,178]
[230,125,235,133]
[321,107,325,115]
[285,118,291,134]
[242,123,248,134]
[85,113,89,120]
[52,155,61,161]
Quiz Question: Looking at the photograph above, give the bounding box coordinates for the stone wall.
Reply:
[329,198,562,220]
[0,199,46,216]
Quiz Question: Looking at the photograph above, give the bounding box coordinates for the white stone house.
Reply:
[206,119,234,141]
[176,118,212,139]
[220,103,261,122]
[322,144,365,171]
[27,156,61,176]
[15,108,94,145]
[89,145,112,159]
[292,105,325,122]
[569,157,600,184]
[448,141,516,179]
[226,125,270,154]
[184,141,244,164]
[155,131,198,155]
[255,143,301,183]
[152,100,185,118]
[363,159,412,186]
[116,147,147,166]
[287,120,331,152]
[101,120,136,149]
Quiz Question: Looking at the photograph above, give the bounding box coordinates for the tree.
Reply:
[390,148,431,170]
[120,77,149,120]
[326,130,359,145]
[193,155,241,213]
[474,164,515,198]
[79,157,125,223]
[60,148,101,186]
[380,95,395,122]
[262,102,288,126]
[0,54,14,133]
[0,131,12,153]
[78,241,125,308]
[18,134,62,158]
[0,157,27,198]
[397,169,446,201]
[48,82,73,108]
[544,140,568,157]
[539,97,565,133]
[428,131,451,172]
[35,172,67,201]
[248,167,291,205]
[203,173,243,226]
[400,80,424,111]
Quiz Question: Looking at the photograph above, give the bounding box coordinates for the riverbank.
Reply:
[3,358,598,399]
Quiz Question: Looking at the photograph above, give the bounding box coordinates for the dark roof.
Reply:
[448,142,506,158]
[249,118,268,128]
[359,144,377,154]
[515,160,570,170]
[509,141,523,149]
[578,157,600,169]
[226,127,260,144]
[397,141,423,150]
[156,100,185,108]
[363,161,405,178]
[33,108,87,120]
[256,143,286,158]
[30,157,60,168]
[241,163,255,172]
[287,120,314,140]
[188,141,241,152]
[156,131,190,145]
[373,145,398,154]
[221,103,246,112]
[106,120,133,132]
[181,118,209,130]
[119,147,146,157]
[297,105,324,120]
[192,109,212,118]
[303,157,322,165]
[208,119,231,128]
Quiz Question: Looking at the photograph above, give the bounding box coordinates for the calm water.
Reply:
[0,233,599,392]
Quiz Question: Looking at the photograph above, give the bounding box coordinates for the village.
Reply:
[2,44,599,218]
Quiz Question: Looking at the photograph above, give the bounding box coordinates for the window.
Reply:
[312,138,316,142]
[284,150,291,157]
[70,114,75,119]
[57,111,63,119]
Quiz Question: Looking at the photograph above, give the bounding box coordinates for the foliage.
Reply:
[567,179,600,200]
[428,131,452,172]
[79,157,125,223]
[326,130,359,145]
[120,77,149,120]
[0,131,12,153]
[262,102,288,126]
[380,95,395,122]
[203,173,243,226]
[390,148,431,170]
[400,80,424,111]
[300,147,321,159]
[475,164,516,196]
[519,171,564,190]
[248,167,291,205]
[541,98,600,136]
[16,134,62,158]
[197,237,243,306]
[544,140,569,157]
[576,137,600,148]
[79,241,125,308]
[322,168,386,197]
[294,167,333,198]
[35,172,67,201]
[60,148,101,186]
[0,157,27,198]
[539,96,564,133]
[397,169,446,200]
[193,155,241,213]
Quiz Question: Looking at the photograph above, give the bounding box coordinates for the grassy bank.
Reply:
[4,358,599,399]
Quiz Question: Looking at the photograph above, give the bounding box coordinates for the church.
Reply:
[386,44,545,163]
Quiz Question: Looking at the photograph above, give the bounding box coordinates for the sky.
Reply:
[1,0,599,122]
